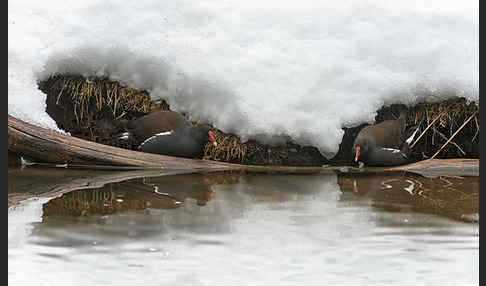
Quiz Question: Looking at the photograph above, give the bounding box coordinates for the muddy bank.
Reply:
[38,75,479,166]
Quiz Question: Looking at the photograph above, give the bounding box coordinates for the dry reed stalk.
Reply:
[430,111,478,159]
[410,110,446,149]
[433,127,466,156]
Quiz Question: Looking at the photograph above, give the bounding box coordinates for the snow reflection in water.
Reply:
[8,169,478,286]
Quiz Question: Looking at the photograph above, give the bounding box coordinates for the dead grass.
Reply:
[39,74,479,165]
[374,97,479,160]
[44,74,163,123]
[39,75,170,148]
[203,129,247,162]
[406,97,478,136]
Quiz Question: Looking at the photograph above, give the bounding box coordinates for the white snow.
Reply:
[8,0,478,158]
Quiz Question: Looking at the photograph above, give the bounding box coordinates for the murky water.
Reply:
[8,165,478,286]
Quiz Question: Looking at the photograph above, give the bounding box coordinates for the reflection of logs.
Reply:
[33,169,196,203]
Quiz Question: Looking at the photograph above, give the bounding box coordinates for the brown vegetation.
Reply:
[38,75,479,166]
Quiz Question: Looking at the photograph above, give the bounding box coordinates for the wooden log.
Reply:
[332,158,479,178]
[8,114,236,171]
[8,114,479,177]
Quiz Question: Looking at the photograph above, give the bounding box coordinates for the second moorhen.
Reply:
[352,111,418,167]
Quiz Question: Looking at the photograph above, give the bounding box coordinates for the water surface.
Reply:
[8,166,478,286]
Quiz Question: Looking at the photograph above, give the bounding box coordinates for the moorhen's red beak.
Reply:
[208,130,217,147]
[354,145,360,162]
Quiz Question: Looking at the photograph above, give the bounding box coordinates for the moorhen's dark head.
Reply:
[352,137,375,163]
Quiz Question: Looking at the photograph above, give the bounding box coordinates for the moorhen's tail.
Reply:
[116,131,131,140]
[113,119,138,144]
[404,124,420,145]
[113,119,130,139]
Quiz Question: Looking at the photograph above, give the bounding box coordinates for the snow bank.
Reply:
[8,0,478,158]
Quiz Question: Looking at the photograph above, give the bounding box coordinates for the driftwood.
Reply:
[8,114,479,177]
[8,114,234,170]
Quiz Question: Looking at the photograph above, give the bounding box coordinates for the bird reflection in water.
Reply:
[337,172,478,221]
[41,173,238,219]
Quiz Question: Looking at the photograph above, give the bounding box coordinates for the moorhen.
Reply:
[352,111,418,167]
[138,124,218,158]
[118,110,192,144]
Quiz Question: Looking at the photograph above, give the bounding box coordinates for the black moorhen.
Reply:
[352,111,418,167]
[118,110,192,144]
[138,124,218,158]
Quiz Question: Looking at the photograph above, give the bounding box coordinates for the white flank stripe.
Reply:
[381,148,401,153]
[154,131,174,136]
[139,130,174,148]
